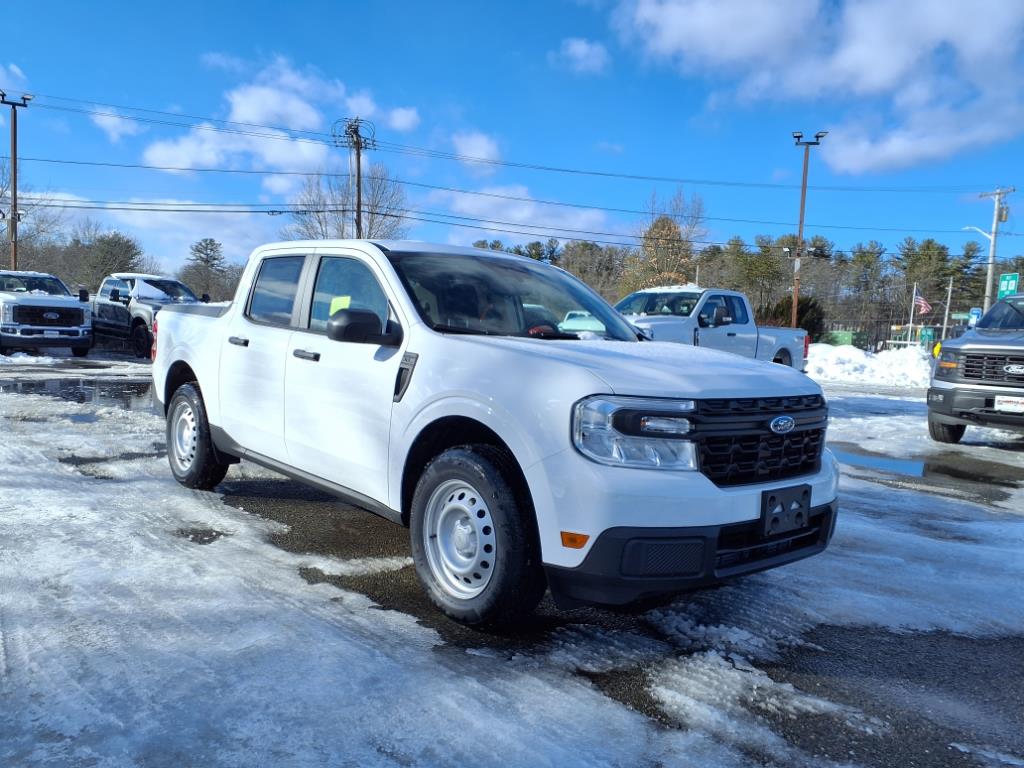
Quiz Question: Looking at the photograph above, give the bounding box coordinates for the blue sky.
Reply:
[2,0,1023,270]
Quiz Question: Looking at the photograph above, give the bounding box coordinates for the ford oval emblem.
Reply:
[43,311,60,320]
[1005,364,1024,375]
[770,415,796,434]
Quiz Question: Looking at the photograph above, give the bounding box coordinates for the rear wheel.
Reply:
[410,445,546,627]
[131,323,151,359]
[773,349,792,367]
[928,413,966,444]
[166,382,230,490]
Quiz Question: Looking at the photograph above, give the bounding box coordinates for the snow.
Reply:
[806,343,933,388]
[3,369,1024,765]
[0,351,59,365]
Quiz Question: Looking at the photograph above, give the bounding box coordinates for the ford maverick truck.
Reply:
[153,241,839,626]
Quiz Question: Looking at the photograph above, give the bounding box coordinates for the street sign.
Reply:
[998,272,1020,299]
[969,307,983,327]
[950,312,970,321]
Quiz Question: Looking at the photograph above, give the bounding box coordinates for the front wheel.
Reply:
[410,445,546,627]
[71,346,90,358]
[131,323,152,359]
[166,382,230,490]
[928,413,966,444]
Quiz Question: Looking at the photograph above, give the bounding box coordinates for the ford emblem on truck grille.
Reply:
[769,415,796,434]
[43,311,60,320]
[1004,364,1024,375]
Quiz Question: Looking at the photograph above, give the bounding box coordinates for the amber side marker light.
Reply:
[560,531,590,549]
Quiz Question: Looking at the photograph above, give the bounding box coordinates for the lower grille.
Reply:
[698,428,825,486]
[962,353,1024,385]
[13,305,84,327]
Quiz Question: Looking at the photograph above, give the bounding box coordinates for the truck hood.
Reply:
[944,327,1024,351]
[0,292,87,309]
[452,336,820,399]
[620,313,695,339]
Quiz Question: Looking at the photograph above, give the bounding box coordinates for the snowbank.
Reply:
[806,343,932,388]
[0,352,58,365]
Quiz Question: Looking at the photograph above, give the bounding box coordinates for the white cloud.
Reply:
[345,90,377,118]
[451,131,501,174]
[90,110,145,143]
[595,140,624,154]
[433,184,609,245]
[226,84,322,131]
[387,106,420,132]
[614,0,1024,173]
[4,62,27,84]
[552,38,611,74]
[200,52,247,73]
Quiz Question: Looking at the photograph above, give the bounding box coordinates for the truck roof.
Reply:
[253,239,531,261]
[110,272,171,281]
[0,269,59,278]
[634,284,705,293]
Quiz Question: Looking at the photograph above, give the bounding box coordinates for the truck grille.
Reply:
[692,396,827,487]
[962,353,1024,385]
[13,305,84,327]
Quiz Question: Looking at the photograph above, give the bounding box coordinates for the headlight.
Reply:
[0,303,11,323]
[572,395,698,470]
[82,306,91,324]
[935,350,958,377]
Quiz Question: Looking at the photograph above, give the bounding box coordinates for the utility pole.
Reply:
[978,186,1014,313]
[332,118,376,239]
[941,275,953,341]
[1,90,32,270]
[790,130,827,328]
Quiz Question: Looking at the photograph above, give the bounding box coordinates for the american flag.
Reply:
[914,293,932,314]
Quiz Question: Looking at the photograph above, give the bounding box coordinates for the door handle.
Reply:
[727,332,737,337]
[229,336,250,347]
[293,349,321,362]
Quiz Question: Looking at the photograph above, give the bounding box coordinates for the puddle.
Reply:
[175,528,228,545]
[0,378,155,413]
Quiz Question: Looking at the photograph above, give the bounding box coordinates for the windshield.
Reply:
[387,252,638,341]
[615,291,702,317]
[0,273,71,296]
[135,279,197,302]
[977,297,1024,330]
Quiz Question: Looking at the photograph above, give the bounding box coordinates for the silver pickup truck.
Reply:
[928,293,1024,442]
[614,286,809,370]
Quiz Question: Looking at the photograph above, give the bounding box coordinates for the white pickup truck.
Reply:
[0,270,93,357]
[153,241,839,626]
[615,285,809,370]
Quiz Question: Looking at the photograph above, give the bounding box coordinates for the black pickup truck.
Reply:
[93,273,208,357]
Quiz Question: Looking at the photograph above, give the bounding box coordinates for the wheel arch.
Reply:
[400,416,534,528]
[163,360,199,416]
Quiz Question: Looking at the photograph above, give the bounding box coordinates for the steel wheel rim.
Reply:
[170,401,198,473]
[423,479,496,600]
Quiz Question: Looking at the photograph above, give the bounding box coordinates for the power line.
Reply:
[6,89,991,194]
[5,154,1013,237]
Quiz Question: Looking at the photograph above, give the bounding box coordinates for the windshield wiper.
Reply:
[525,330,580,340]
[430,324,505,336]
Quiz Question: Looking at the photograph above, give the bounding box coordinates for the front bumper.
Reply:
[1,327,93,349]
[545,499,838,607]
[928,382,1024,430]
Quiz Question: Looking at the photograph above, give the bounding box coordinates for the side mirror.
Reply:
[712,306,732,327]
[78,288,89,302]
[109,288,120,303]
[201,293,210,303]
[326,309,402,346]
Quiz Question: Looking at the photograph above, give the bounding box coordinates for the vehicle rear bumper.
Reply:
[1,327,92,348]
[545,499,838,607]
[927,383,1024,430]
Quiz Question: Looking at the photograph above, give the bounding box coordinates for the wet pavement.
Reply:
[4,377,1024,767]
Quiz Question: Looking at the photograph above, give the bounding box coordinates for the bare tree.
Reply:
[281,162,408,241]
[1,159,67,269]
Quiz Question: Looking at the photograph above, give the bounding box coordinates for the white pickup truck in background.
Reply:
[152,241,838,627]
[615,285,809,370]
[0,270,93,357]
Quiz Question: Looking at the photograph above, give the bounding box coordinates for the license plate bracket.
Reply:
[761,484,812,537]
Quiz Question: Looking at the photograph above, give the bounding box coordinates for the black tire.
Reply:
[410,445,546,627]
[131,323,152,359]
[71,346,90,358]
[166,382,230,490]
[928,413,966,444]
[773,349,792,367]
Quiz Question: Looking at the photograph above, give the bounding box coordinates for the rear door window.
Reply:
[247,256,306,326]
[726,296,750,324]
